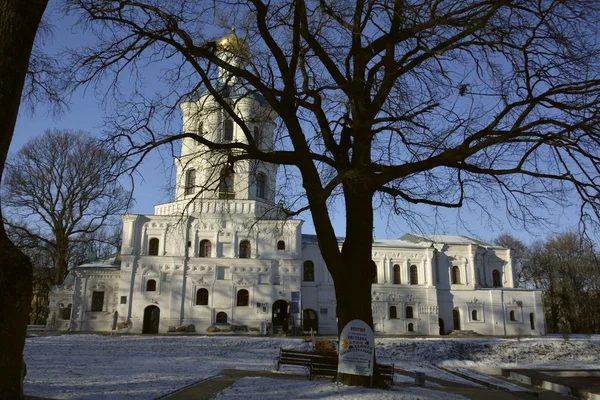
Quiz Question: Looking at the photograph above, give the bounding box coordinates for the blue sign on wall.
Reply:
[291,291,300,313]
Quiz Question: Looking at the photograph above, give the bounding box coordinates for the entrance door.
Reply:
[272,300,288,327]
[453,308,460,331]
[302,309,318,332]
[438,318,445,335]
[143,305,160,334]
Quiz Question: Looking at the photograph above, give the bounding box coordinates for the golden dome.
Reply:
[217,28,249,59]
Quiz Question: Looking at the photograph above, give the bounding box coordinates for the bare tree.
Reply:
[0,0,49,396]
[66,0,600,385]
[3,129,131,286]
[528,232,600,333]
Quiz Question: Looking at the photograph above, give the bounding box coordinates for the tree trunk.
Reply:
[0,0,47,397]
[334,185,378,387]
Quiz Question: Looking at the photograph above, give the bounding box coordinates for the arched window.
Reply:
[219,167,235,198]
[509,310,516,321]
[223,119,233,142]
[530,313,535,330]
[239,240,251,258]
[393,264,401,284]
[406,306,413,319]
[451,266,461,284]
[493,269,502,287]
[146,279,156,292]
[472,310,478,321]
[256,172,266,198]
[216,312,228,324]
[253,125,262,147]
[200,240,212,258]
[408,323,414,332]
[389,306,397,319]
[277,240,285,250]
[185,169,196,195]
[303,261,314,281]
[410,265,418,285]
[196,288,209,305]
[237,289,249,306]
[148,238,160,256]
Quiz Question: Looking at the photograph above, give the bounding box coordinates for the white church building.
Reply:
[47,31,546,337]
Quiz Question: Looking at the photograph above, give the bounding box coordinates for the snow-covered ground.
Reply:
[23,334,600,399]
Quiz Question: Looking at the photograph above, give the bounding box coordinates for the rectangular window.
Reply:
[120,296,127,304]
[217,266,230,280]
[91,291,104,312]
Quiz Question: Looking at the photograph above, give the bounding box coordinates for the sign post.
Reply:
[338,319,375,386]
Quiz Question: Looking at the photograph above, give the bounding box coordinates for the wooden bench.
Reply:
[275,348,394,383]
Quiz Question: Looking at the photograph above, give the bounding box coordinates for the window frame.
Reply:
[409,265,418,285]
[196,288,209,306]
[393,264,401,284]
[239,240,251,259]
[303,260,315,282]
[91,291,104,312]
[185,169,196,195]
[236,289,249,306]
[146,279,157,292]
[148,238,160,256]
[199,239,212,258]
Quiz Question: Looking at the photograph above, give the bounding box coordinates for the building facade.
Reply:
[47,31,546,337]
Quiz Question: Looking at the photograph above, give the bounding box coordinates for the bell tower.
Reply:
[174,29,278,210]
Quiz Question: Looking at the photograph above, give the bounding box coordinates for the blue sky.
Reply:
[10,4,582,245]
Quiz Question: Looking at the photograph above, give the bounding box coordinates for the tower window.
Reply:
[452,266,461,284]
[393,264,401,284]
[303,261,314,281]
[256,172,266,198]
[509,310,516,321]
[408,323,414,332]
[493,269,502,287]
[389,306,397,319]
[185,169,196,195]
[410,265,418,285]
[223,120,233,142]
[200,240,212,258]
[219,167,235,198]
[406,306,413,319]
[148,238,160,256]
[277,240,285,250]
[472,309,478,321]
[253,125,261,147]
[239,240,251,258]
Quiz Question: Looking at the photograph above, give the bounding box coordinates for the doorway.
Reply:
[302,309,318,332]
[453,308,460,331]
[143,305,160,334]
[272,300,288,329]
[438,318,445,335]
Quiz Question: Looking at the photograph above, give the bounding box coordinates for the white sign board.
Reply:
[338,319,375,376]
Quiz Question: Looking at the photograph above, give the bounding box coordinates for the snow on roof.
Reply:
[76,253,121,269]
[400,233,503,248]
[302,235,432,248]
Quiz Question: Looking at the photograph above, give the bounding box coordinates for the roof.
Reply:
[75,253,121,270]
[302,233,503,249]
[399,233,503,248]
